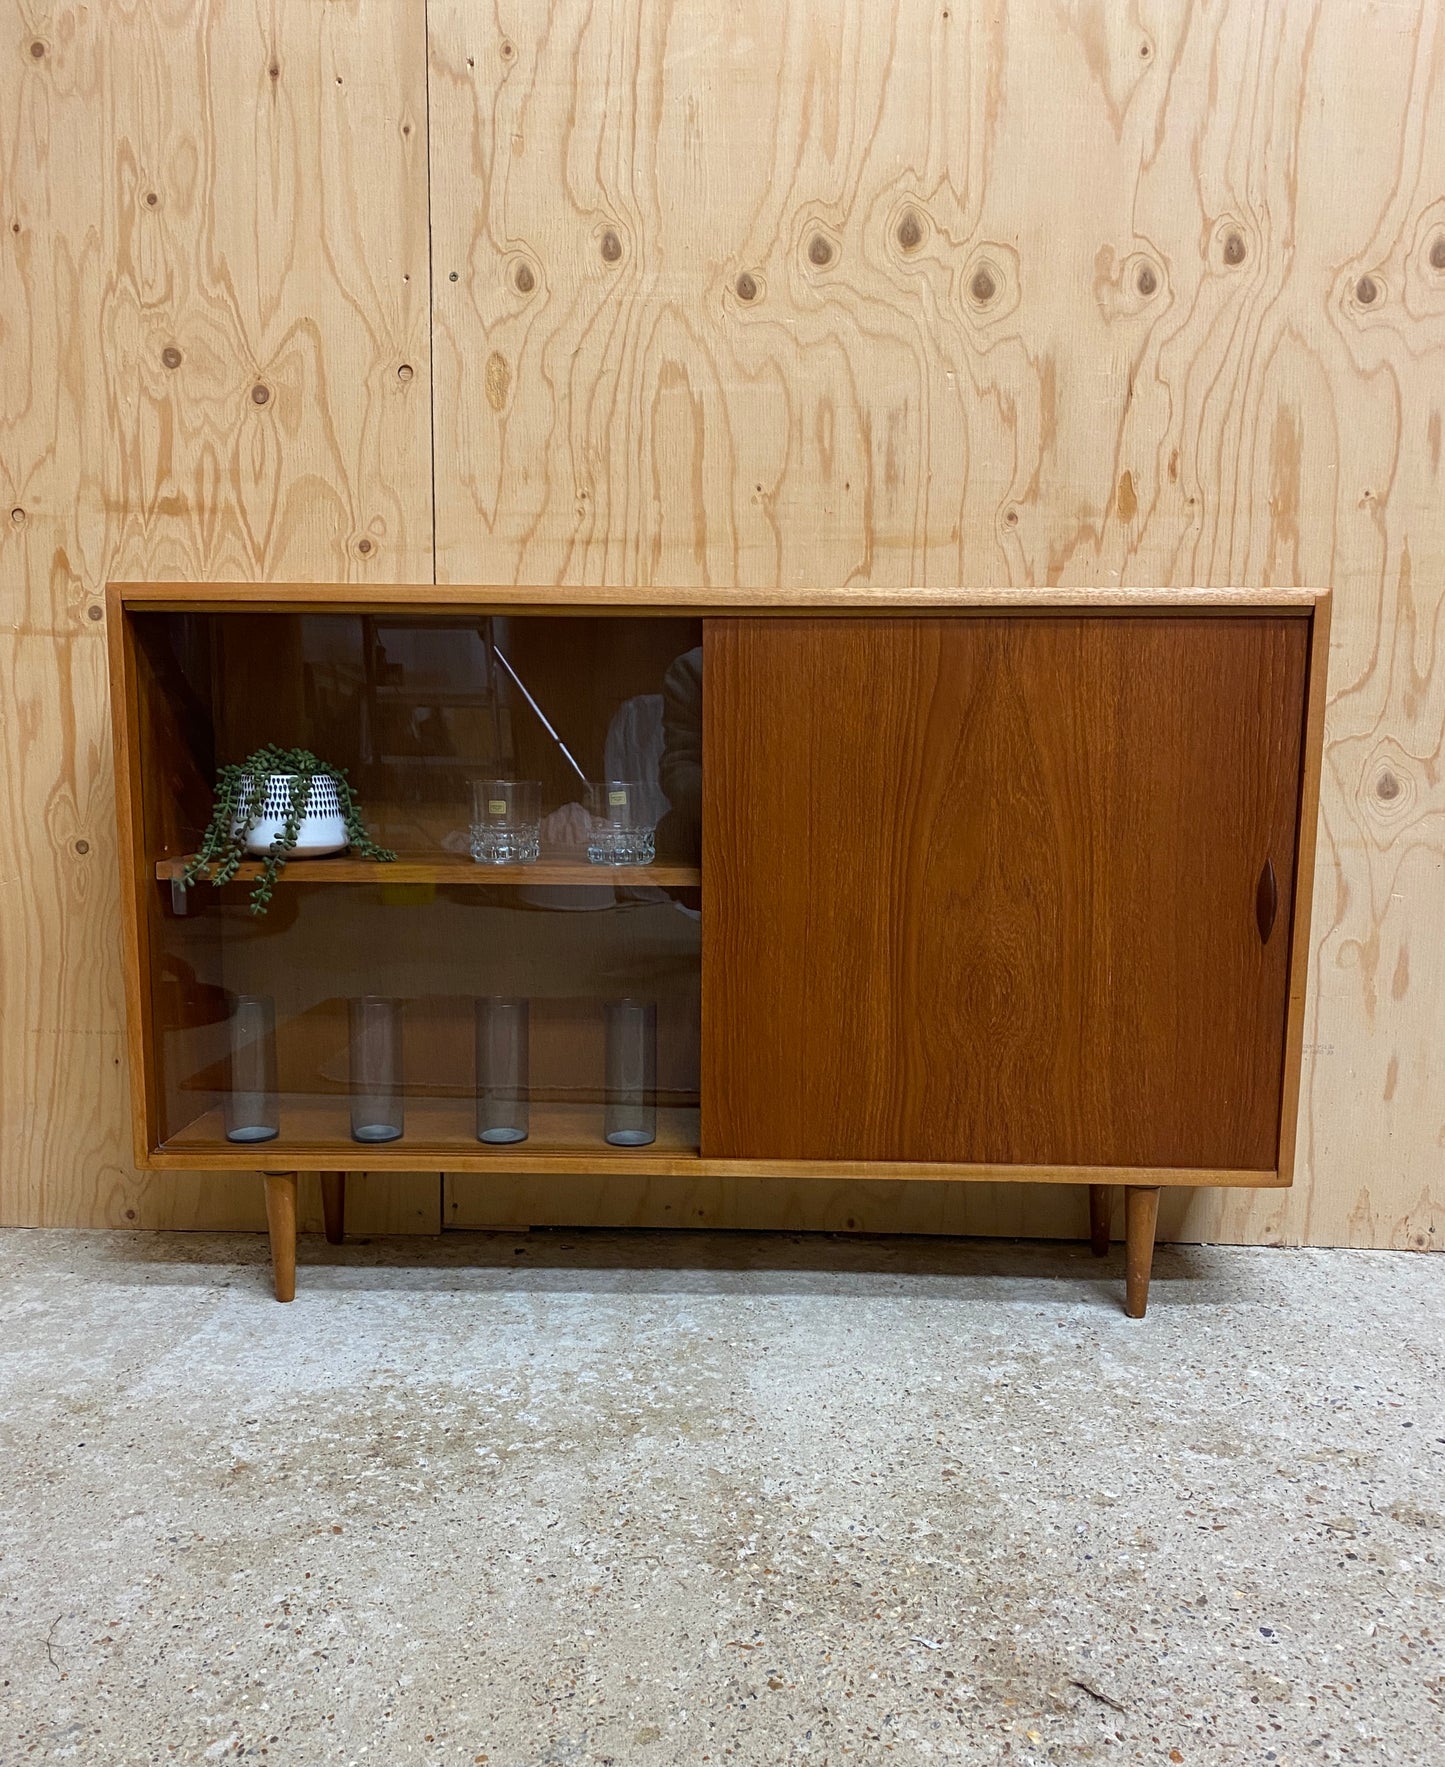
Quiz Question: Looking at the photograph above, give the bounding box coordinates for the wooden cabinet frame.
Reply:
[108,582,1330,1315]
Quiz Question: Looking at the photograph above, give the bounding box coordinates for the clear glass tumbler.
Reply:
[604,998,657,1146]
[470,778,542,864]
[586,781,656,865]
[475,996,530,1144]
[349,995,405,1143]
[225,994,279,1143]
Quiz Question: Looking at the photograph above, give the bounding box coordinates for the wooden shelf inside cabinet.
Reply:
[160,1099,702,1163]
[154,854,703,888]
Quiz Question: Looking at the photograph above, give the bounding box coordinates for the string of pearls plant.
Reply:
[182,745,395,914]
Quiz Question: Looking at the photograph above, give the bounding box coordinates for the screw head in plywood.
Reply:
[397,363,414,383]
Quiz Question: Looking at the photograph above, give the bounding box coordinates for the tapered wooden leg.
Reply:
[263,1172,298,1303]
[1088,1184,1112,1257]
[320,1171,346,1246]
[1124,1185,1161,1318]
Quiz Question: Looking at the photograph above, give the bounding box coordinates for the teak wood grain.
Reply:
[703,615,1310,1170]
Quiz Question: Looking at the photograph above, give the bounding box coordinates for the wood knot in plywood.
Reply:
[1364,750,1416,826]
[485,352,511,411]
[896,208,923,252]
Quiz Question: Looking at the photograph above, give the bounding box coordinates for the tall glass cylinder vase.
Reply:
[224,994,279,1143]
[604,998,657,1147]
[349,996,404,1143]
[475,996,530,1144]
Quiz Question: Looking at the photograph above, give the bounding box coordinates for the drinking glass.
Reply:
[349,996,404,1143]
[225,994,279,1143]
[586,781,656,866]
[470,779,542,864]
[475,996,530,1144]
[604,999,657,1146]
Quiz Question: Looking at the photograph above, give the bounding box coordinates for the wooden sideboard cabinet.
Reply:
[108,584,1329,1315]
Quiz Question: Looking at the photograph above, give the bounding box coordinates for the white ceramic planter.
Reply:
[232,773,349,858]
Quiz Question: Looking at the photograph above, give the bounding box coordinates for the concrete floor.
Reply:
[0,1231,1440,1766]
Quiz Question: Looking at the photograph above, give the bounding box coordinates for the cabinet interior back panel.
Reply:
[702,615,1310,1170]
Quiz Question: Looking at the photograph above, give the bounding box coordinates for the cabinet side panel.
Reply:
[703,615,1308,1169]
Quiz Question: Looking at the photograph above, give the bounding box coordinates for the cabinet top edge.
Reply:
[107,582,1329,615]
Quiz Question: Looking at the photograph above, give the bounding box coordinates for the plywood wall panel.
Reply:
[3,0,1441,1250]
[0,0,436,1230]
[432,0,1445,1250]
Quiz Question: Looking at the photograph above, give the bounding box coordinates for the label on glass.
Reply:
[608,789,628,807]
[488,798,507,816]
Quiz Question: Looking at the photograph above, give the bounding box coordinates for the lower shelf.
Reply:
[148,1106,1282,1186]
[162,1098,701,1168]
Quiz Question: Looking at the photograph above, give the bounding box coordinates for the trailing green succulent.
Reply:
[183,745,395,915]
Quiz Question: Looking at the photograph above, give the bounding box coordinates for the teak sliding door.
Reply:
[702,615,1311,1172]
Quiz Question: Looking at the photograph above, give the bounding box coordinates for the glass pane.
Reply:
[131,611,702,1156]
